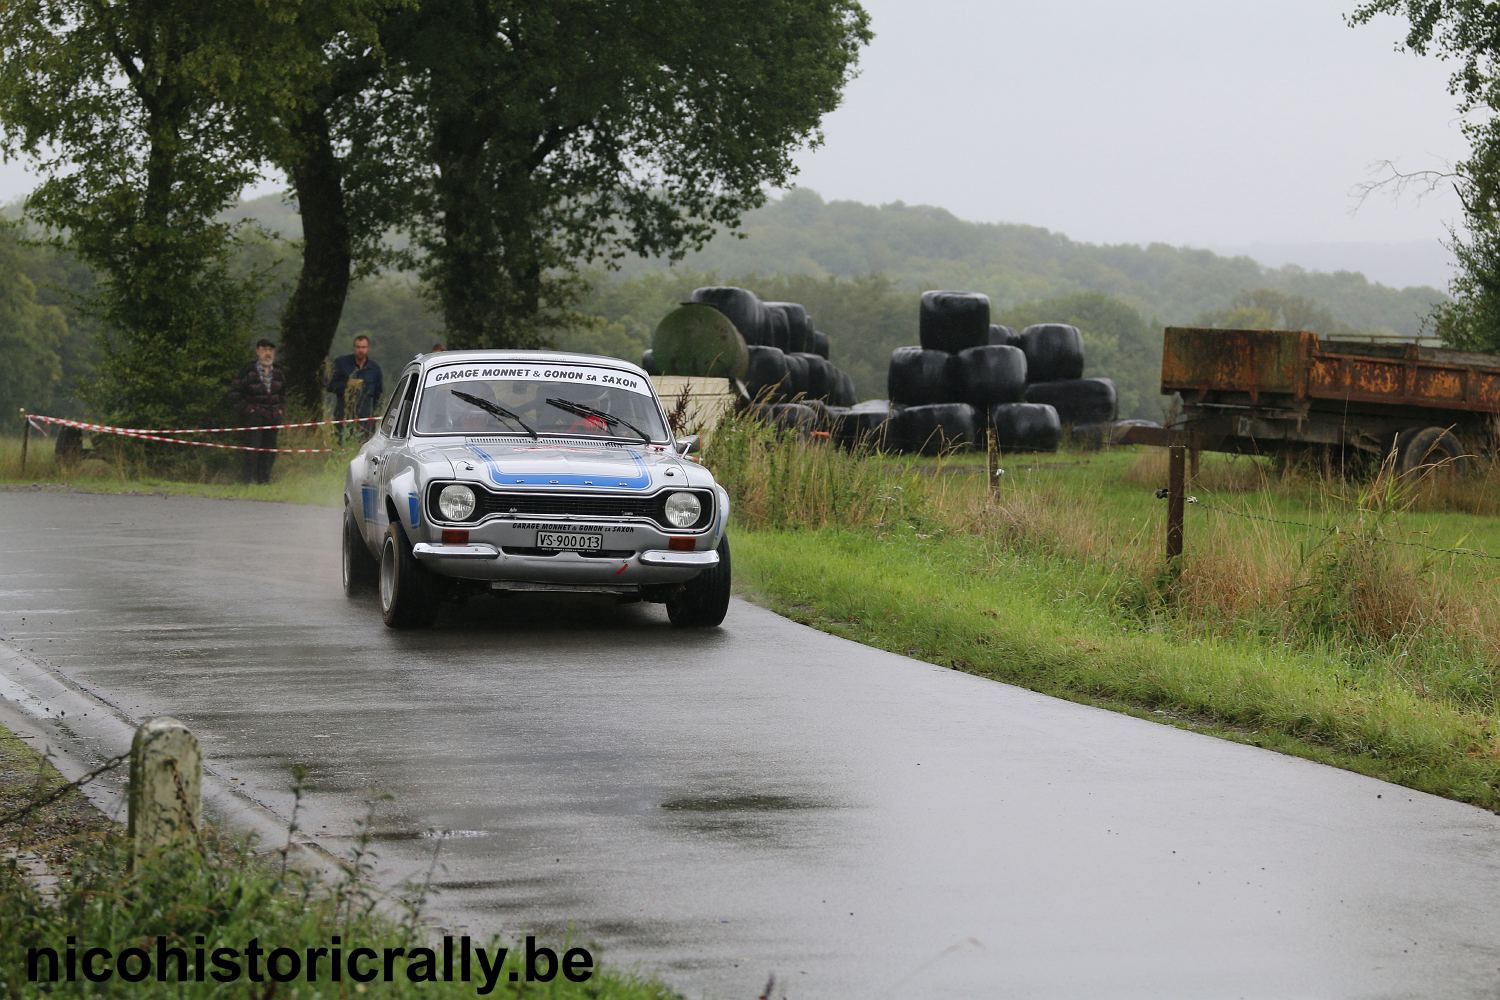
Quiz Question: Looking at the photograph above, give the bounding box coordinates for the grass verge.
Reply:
[0,722,674,997]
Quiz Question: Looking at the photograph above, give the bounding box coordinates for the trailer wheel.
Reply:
[1398,427,1471,477]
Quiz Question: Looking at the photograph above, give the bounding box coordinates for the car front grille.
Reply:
[427,483,714,531]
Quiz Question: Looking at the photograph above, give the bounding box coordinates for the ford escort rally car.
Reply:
[341,350,731,629]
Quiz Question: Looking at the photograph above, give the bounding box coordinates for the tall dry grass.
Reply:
[709,418,1500,713]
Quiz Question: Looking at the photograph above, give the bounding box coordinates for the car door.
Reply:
[360,370,416,549]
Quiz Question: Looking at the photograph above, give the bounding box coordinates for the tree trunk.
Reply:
[280,106,353,411]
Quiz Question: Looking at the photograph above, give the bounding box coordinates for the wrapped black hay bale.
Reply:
[919,291,991,353]
[1019,323,1085,382]
[845,399,896,451]
[766,302,813,354]
[640,349,660,376]
[690,286,768,346]
[891,402,975,455]
[990,324,1020,347]
[830,368,857,407]
[791,352,832,400]
[988,403,1062,453]
[946,344,1027,406]
[745,345,791,402]
[888,346,950,405]
[810,329,831,359]
[1069,422,1113,451]
[781,352,811,399]
[1024,377,1118,425]
[764,307,791,351]
[824,405,852,444]
[761,402,818,435]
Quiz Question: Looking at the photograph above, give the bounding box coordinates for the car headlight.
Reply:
[438,484,476,521]
[663,491,702,528]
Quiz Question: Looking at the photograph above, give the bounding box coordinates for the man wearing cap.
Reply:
[327,334,384,442]
[228,338,288,484]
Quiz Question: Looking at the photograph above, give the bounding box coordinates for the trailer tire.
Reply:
[1398,426,1471,477]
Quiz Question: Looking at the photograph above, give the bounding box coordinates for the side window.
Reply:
[380,374,413,437]
[393,376,420,438]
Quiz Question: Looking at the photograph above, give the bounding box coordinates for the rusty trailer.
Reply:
[1138,327,1500,473]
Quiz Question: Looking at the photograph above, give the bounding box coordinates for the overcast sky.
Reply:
[0,0,1468,258]
[783,0,1467,252]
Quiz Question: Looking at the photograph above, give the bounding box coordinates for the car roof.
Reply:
[408,349,648,379]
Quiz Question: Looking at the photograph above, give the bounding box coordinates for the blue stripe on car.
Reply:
[361,485,375,521]
[466,445,653,490]
[408,493,420,528]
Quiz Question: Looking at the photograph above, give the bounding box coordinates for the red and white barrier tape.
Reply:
[28,413,377,435]
[25,413,376,454]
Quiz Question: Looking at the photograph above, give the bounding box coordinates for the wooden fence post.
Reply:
[19,408,28,474]
[986,430,998,496]
[1166,444,1185,564]
[128,718,202,866]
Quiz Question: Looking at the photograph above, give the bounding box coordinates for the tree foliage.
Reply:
[378,0,872,349]
[1349,1,1500,351]
[0,0,269,426]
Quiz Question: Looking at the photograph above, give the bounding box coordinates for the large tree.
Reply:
[0,0,269,426]
[1349,1,1500,350]
[380,0,872,349]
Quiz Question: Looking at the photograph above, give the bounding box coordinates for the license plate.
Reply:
[535,530,603,552]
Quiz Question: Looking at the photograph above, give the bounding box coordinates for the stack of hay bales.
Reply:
[654,287,857,434]
[876,291,1060,455]
[1017,323,1118,438]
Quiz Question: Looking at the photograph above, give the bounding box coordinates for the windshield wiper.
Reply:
[451,390,537,439]
[545,397,651,444]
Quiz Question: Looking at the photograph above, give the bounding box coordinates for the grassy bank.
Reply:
[0,723,673,997]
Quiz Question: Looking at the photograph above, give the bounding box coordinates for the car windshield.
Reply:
[413,360,670,441]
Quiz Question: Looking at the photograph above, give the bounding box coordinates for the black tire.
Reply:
[888,346,951,405]
[342,506,378,597]
[1019,323,1085,382]
[919,291,991,353]
[989,402,1062,452]
[666,535,731,627]
[1397,426,1471,477]
[1023,377,1117,426]
[379,523,438,629]
[947,344,1028,405]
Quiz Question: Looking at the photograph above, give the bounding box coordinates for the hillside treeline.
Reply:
[1,189,1450,424]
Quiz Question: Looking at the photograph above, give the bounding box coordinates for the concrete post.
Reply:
[128,718,202,865]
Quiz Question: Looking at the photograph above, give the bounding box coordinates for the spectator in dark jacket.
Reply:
[228,339,288,484]
[327,334,383,442]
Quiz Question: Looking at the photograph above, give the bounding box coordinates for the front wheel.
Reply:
[342,506,378,597]
[380,523,438,629]
[666,535,731,628]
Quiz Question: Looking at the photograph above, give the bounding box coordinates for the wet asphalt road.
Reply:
[2,489,1499,998]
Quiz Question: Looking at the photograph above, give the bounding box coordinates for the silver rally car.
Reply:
[341,350,731,629]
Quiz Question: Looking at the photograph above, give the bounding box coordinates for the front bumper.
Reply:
[410,542,716,586]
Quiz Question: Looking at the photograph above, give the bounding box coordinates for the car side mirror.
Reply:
[675,435,701,456]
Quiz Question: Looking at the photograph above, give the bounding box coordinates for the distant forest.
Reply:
[5,189,1448,422]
